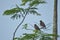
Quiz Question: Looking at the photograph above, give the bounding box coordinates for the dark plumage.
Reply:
[34,24,40,30]
[40,20,46,29]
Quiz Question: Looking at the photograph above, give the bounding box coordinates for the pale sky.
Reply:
[0,0,60,40]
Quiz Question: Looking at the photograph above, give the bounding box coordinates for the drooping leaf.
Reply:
[29,9,41,16]
[24,7,38,13]
[11,14,21,20]
[24,7,41,16]
[29,7,38,10]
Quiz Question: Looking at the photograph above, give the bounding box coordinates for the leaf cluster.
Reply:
[21,0,46,7]
[14,23,60,40]
[14,29,55,40]
[3,5,40,20]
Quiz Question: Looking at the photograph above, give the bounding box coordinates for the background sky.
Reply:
[0,0,60,40]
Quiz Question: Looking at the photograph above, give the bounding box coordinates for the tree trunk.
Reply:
[53,0,58,40]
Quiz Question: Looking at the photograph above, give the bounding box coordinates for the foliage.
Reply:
[3,5,40,20]
[14,29,54,40]
[14,29,59,40]
[40,36,52,40]
[3,0,54,40]
[14,23,60,40]
[22,23,28,29]
[21,0,46,7]
[3,0,45,19]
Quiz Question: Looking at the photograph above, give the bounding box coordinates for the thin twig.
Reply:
[12,12,28,40]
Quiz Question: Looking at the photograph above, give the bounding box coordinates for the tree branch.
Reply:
[12,12,28,40]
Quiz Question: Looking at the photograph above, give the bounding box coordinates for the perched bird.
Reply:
[34,24,40,30]
[40,20,46,29]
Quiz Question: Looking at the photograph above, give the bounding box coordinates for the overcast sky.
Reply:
[0,0,60,40]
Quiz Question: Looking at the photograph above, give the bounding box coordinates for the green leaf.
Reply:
[44,34,59,37]
[29,7,38,10]
[22,33,36,39]
[29,0,39,7]
[11,14,21,20]
[21,0,32,6]
[29,0,46,7]
[22,24,28,29]
[29,9,41,16]
[40,36,52,40]
[33,30,39,33]
[3,6,25,15]
[21,0,46,7]
[3,8,20,15]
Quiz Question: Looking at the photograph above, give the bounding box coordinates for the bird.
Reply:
[40,20,46,29]
[34,24,40,30]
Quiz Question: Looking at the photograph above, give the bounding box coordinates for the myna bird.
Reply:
[34,24,40,30]
[40,20,46,29]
